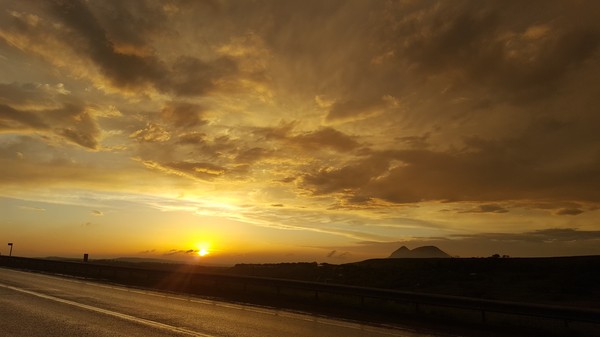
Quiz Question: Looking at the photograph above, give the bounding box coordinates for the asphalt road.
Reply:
[0,268,444,337]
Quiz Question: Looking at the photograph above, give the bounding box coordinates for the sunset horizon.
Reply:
[1,0,599,266]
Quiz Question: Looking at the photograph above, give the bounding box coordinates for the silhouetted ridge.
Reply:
[389,245,450,258]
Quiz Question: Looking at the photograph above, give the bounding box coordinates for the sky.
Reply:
[1,0,600,264]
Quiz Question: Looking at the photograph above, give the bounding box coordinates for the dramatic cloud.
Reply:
[161,102,208,129]
[326,97,390,122]
[385,1,600,103]
[1,1,599,260]
[0,0,239,97]
[302,143,600,205]
[254,123,359,152]
[46,0,166,89]
[235,147,270,164]
[0,83,100,149]
[291,127,360,152]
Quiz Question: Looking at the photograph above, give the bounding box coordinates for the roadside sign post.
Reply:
[7,243,13,257]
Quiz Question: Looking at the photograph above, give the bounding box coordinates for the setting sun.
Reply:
[196,242,211,257]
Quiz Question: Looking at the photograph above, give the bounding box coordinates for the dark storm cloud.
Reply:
[85,1,172,49]
[302,152,392,195]
[0,83,55,107]
[253,121,296,141]
[0,84,51,129]
[326,98,386,122]
[0,136,112,186]
[392,1,600,103]
[254,123,360,153]
[292,0,600,126]
[0,84,100,149]
[0,104,48,129]
[59,127,98,149]
[302,136,600,205]
[292,127,360,152]
[235,147,270,164]
[9,0,595,205]
[395,134,430,150]
[52,104,101,149]
[158,56,238,97]
[161,102,208,129]
[46,0,238,96]
[47,0,165,89]
[87,0,220,49]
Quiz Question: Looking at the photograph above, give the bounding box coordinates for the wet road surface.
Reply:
[0,268,446,337]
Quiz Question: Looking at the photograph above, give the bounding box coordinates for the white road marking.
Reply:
[0,282,216,337]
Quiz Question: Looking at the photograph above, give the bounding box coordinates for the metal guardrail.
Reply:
[247,277,600,324]
[1,256,599,334]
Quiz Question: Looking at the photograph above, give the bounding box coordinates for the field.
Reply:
[86,255,600,309]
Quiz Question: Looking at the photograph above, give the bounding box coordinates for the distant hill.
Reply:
[43,256,181,264]
[388,245,451,258]
[98,257,182,264]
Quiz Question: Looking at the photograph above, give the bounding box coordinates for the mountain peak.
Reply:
[389,245,450,258]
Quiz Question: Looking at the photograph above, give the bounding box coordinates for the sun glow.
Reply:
[196,242,211,257]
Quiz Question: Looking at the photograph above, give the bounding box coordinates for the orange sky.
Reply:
[1,0,599,264]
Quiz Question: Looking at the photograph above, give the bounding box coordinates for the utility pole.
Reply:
[7,243,13,257]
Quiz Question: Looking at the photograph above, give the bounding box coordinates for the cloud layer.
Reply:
[1,0,599,259]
